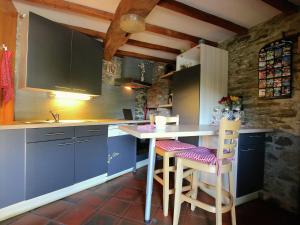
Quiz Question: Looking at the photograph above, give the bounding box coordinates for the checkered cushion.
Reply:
[155,140,196,152]
[176,147,217,165]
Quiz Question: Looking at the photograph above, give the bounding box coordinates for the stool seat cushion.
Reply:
[176,147,217,165]
[156,140,196,152]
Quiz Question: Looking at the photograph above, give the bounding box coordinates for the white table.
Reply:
[119,124,272,223]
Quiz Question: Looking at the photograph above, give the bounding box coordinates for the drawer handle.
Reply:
[240,148,256,152]
[45,132,65,136]
[249,135,262,138]
[76,139,90,144]
[88,129,101,132]
[107,152,120,164]
[58,142,74,146]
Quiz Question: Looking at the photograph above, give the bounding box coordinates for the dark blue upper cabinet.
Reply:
[107,135,137,176]
[27,13,72,90]
[75,135,108,183]
[26,12,103,95]
[0,130,25,208]
[26,139,75,199]
[70,31,103,95]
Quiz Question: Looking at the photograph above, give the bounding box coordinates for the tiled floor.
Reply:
[1,166,299,225]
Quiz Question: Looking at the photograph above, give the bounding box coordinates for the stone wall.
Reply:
[220,12,300,213]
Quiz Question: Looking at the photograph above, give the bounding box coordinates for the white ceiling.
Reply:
[13,0,290,61]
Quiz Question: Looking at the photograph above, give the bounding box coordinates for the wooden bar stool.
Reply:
[173,118,241,225]
[153,115,196,216]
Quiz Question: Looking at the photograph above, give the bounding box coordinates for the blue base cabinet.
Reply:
[108,135,136,176]
[237,133,266,198]
[26,139,75,199]
[0,130,25,208]
[75,135,107,183]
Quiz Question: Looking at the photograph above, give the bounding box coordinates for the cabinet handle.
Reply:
[88,129,101,132]
[249,135,262,138]
[76,139,90,144]
[55,86,71,90]
[58,142,74,146]
[240,148,256,152]
[107,152,120,164]
[45,132,65,136]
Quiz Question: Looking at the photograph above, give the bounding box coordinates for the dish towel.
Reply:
[0,50,14,104]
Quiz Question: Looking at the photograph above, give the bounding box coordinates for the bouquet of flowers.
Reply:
[218,96,242,111]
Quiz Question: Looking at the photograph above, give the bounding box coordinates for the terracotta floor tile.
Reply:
[55,204,97,225]
[64,190,92,204]
[118,219,145,225]
[123,203,158,223]
[79,193,107,208]
[84,211,120,225]
[94,182,122,197]
[101,198,131,217]
[8,213,49,225]
[114,187,143,202]
[33,200,73,219]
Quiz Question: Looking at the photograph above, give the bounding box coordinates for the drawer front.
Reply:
[75,125,108,137]
[26,127,74,143]
[238,133,265,149]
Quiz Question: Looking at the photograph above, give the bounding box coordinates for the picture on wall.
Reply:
[258,39,293,99]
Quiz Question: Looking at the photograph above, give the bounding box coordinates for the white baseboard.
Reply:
[0,174,107,222]
[0,160,149,222]
[136,159,148,169]
[236,191,260,206]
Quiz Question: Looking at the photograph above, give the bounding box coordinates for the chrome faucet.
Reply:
[49,110,60,123]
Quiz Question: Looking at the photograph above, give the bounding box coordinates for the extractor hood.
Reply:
[115,56,154,88]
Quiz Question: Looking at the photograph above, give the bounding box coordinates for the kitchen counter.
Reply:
[120,124,273,138]
[0,119,149,130]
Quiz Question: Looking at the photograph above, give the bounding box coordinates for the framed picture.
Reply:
[258,39,293,99]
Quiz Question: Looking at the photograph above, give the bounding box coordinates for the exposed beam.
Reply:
[126,39,181,54]
[116,50,176,64]
[66,25,106,39]
[64,24,181,54]
[104,0,160,61]
[21,0,114,20]
[145,23,217,46]
[158,0,248,35]
[21,0,216,45]
[262,0,298,14]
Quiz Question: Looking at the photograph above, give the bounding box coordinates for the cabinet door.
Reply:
[27,13,72,91]
[26,140,75,199]
[75,135,107,183]
[108,135,136,176]
[237,133,265,197]
[0,130,25,208]
[70,31,103,95]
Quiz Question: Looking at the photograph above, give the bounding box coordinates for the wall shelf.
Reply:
[159,71,175,79]
[147,104,172,109]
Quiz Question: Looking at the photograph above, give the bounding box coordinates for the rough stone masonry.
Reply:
[220,12,300,213]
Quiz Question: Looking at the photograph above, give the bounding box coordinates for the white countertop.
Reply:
[119,124,273,139]
[0,119,149,130]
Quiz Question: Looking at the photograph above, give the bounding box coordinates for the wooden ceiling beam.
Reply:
[116,50,176,64]
[21,0,114,20]
[158,0,248,34]
[21,0,217,46]
[104,0,160,61]
[145,23,217,46]
[126,39,181,54]
[63,24,181,54]
[262,0,298,14]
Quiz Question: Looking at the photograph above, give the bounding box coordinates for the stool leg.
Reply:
[163,155,170,216]
[229,171,236,225]
[216,174,222,225]
[191,170,198,211]
[173,159,183,225]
